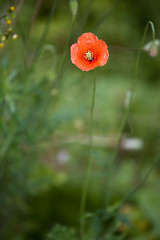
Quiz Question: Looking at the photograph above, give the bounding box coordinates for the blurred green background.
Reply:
[0,0,160,240]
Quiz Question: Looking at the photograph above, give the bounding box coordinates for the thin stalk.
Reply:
[52,15,75,89]
[27,0,43,40]
[21,0,58,93]
[105,21,156,208]
[117,20,155,163]
[119,21,155,146]
[133,21,155,87]
[29,0,58,66]
[102,153,159,240]
[80,69,96,236]
[78,0,95,35]
[34,16,76,131]
[116,154,160,211]
[15,0,25,15]
[106,154,160,237]
[93,0,122,33]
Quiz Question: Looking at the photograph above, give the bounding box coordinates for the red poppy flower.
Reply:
[70,32,109,71]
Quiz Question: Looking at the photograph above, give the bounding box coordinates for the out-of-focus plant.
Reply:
[0,6,18,48]
[46,225,77,240]
[0,1,160,240]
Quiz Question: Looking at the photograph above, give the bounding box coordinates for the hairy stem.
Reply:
[80,69,96,236]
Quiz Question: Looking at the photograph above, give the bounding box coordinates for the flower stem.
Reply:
[80,69,96,236]
[30,0,58,66]
[105,21,156,208]
[133,21,155,87]
[94,0,122,32]
[116,153,160,211]
[106,152,160,235]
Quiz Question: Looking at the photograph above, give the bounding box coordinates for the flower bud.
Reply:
[1,36,6,42]
[7,20,12,24]
[10,6,15,12]
[149,43,159,57]
[8,27,13,33]
[12,34,18,40]
[69,0,78,17]
[143,40,160,57]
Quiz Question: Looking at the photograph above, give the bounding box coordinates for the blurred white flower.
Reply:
[56,149,70,165]
[121,138,144,151]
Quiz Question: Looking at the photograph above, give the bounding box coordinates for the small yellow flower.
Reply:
[10,6,15,11]
[7,20,12,24]
[0,43,4,48]
[12,34,18,40]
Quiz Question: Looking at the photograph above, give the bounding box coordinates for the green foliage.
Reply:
[46,225,77,240]
[0,0,160,240]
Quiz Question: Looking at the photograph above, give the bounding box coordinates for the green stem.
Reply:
[80,69,96,236]
[105,21,156,208]
[94,0,122,33]
[34,16,76,131]
[116,154,160,211]
[53,15,75,87]
[106,154,160,237]
[78,0,95,35]
[133,21,155,87]
[117,20,155,163]
[30,0,58,66]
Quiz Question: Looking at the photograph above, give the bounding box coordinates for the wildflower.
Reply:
[7,20,12,24]
[0,43,4,48]
[9,6,15,12]
[70,32,109,71]
[12,34,18,40]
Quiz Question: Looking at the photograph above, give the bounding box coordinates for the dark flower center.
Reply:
[84,50,94,61]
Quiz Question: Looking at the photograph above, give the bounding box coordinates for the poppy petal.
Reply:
[71,43,91,71]
[77,32,98,52]
[97,39,109,66]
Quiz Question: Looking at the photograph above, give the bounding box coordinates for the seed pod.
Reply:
[8,27,13,34]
